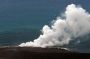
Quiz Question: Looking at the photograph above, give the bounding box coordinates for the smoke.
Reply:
[19,4,90,47]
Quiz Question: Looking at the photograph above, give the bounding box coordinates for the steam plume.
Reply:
[19,4,90,47]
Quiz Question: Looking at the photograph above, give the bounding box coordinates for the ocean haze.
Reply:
[0,0,61,32]
[0,0,90,32]
[0,0,61,46]
[0,0,67,45]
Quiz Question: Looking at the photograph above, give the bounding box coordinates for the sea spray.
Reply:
[19,4,90,47]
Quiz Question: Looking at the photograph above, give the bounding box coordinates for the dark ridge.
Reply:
[0,47,89,59]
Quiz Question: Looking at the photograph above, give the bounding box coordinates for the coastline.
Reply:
[0,46,81,59]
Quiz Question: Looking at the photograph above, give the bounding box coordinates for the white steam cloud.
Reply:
[19,4,90,47]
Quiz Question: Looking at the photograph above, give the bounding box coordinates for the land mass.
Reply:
[0,47,89,59]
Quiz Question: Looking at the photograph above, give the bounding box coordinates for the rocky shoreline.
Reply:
[0,47,89,59]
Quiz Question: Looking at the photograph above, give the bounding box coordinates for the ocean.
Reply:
[0,0,64,46]
[0,0,90,53]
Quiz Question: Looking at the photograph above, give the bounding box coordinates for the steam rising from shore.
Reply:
[19,4,90,47]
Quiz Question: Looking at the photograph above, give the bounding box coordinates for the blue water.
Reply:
[0,0,90,53]
[0,0,66,45]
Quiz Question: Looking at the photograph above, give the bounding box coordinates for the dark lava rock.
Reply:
[0,47,89,59]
